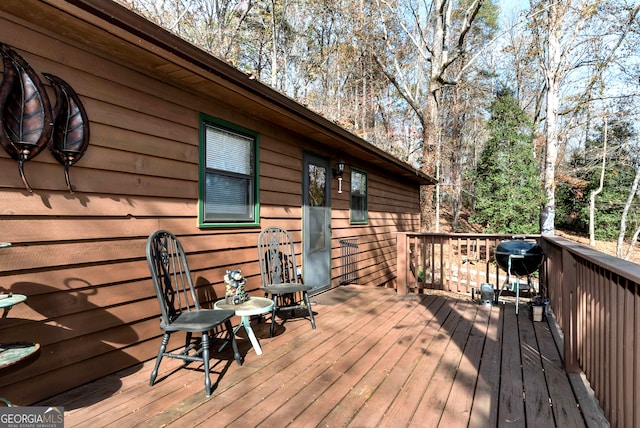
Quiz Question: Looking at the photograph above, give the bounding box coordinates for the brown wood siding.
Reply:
[331,169,421,287]
[0,5,421,405]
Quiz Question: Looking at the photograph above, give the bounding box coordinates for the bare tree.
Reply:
[118,0,255,62]
[529,0,640,235]
[372,0,488,231]
[617,161,640,260]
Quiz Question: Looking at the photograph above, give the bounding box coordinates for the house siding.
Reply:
[0,1,422,405]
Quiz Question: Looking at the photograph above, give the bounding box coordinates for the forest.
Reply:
[116,0,640,260]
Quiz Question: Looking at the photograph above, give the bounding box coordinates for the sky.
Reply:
[497,0,529,26]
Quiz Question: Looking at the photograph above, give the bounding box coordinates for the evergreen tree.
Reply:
[470,89,543,234]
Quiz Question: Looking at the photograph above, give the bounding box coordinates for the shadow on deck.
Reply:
[42,285,602,427]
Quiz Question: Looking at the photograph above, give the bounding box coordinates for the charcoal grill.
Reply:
[495,238,544,314]
[495,239,544,276]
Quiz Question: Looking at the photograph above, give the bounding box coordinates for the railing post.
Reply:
[397,232,408,295]
[562,247,580,373]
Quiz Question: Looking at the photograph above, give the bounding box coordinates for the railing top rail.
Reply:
[544,235,640,284]
[396,232,542,240]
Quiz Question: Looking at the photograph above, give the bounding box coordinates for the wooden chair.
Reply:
[146,230,242,397]
[258,227,316,337]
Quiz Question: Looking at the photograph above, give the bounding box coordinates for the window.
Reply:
[350,169,368,224]
[199,115,259,227]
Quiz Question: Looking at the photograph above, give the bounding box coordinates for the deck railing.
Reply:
[396,232,640,428]
[395,232,542,295]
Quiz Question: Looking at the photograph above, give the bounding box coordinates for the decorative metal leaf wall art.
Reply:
[0,44,53,192]
[43,73,90,194]
[0,44,90,193]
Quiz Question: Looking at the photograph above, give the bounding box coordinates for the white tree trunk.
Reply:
[589,118,607,247]
[270,0,278,87]
[540,0,566,235]
[618,162,640,258]
[540,1,563,236]
[624,226,640,261]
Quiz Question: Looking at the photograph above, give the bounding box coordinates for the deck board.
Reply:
[316,296,436,427]
[468,305,502,427]
[375,295,452,426]
[520,305,555,426]
[500,306,526,426]
[347,295,440,427]
[40,285,593,427]
[535,319,585,427]
[411,300,472,427]
[283,293,421,427]
[438,304,490,428]
[167,289,396,427]
[243,295,410,427]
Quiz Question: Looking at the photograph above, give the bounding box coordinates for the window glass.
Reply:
[205,128,252,174]
[350,169,368,224]
[200,117,258,226]
[308,163,327,207]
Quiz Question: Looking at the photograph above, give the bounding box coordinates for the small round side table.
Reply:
[214,296,274,355]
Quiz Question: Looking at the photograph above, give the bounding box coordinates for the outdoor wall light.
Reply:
[333,157,347,193]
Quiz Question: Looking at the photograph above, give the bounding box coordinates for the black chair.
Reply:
[146,230,242,397]
[257,226,316,337]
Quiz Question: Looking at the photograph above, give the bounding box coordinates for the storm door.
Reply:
[302,153,332,293]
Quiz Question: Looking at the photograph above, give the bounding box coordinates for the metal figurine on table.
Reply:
[224,269,249,305]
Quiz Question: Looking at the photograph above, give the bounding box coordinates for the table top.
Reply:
[214,296,274,316]
[0,294,26,309]
[0,342,40,371]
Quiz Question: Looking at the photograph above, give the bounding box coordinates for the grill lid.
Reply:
[495,239,544,276]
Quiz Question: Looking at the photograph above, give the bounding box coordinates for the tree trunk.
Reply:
[270,0,278,87]
[540,1,562,236]
[421,110,437,231]
[618,162,640,258]
[589,118,607,247]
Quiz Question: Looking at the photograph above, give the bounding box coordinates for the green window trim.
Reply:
[198,113,260,228]
[350,168,368,224]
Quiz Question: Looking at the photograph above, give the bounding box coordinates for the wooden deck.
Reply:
[42,285,592,427]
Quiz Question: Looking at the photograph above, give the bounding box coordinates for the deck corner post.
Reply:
[397,232,408,295]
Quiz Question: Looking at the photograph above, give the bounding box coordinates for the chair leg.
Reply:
[183,332,193,363]
[225,319,243,366]
[270,295,279,337]
[150,332,170,386]
[304,292,316,330]
[201,332,212,397]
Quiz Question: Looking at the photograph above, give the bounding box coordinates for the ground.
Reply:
[554,230,640,264]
